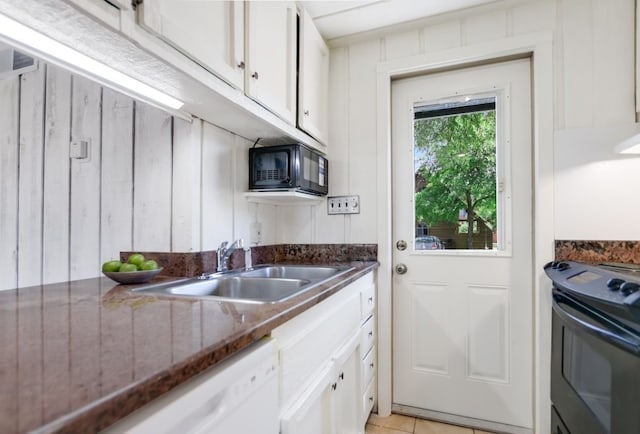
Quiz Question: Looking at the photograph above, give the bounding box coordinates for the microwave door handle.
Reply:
[553,294,640,355]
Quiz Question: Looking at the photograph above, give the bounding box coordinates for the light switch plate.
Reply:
[327,195,360,215]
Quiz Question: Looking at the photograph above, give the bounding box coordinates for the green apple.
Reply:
[140,260,159,271]
[102,260,122,273]
[127,253,145,268]
[119,263,138,272]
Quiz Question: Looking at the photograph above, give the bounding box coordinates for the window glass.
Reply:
[413,97,498,250]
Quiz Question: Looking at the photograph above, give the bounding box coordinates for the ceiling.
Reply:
[301,0,500,40]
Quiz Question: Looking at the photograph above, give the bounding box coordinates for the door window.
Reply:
[413,96,501,251]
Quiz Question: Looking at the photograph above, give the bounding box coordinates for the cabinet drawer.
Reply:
[362,347,376,388]
[362,376,376,424]
[360,315,375,357]
[360,277,376,322]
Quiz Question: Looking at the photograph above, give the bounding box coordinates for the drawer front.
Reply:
[360,279,375,322]
[361,346,376,388]
[362,376,376,424]
[360,315,375,357]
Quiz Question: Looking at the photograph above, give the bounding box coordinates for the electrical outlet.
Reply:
[70,140,89,159]
[250,222,262,245]
[327,195,360,215]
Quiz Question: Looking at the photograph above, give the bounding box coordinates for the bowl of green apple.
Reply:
[102,253,163,284]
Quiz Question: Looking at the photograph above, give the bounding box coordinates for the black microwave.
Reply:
[249,144,328,196]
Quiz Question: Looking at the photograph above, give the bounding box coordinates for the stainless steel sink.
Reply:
[168,277,309,301]
[239,265,348,280]
[132,264,354,304]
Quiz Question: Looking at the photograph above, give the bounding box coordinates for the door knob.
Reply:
[396,240,407,251]
[395,264,407,274]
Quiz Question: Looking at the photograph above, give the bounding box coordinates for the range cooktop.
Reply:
[545,260,640,328]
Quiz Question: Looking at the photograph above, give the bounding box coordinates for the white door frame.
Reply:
[375,33,555,434]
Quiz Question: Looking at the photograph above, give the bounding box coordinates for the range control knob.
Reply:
[607,278,625,291]
[620,282,640,296]
[550,261,560,269]
[557,262,570,271]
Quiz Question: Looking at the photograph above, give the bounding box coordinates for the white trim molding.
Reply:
[375,32,554,434]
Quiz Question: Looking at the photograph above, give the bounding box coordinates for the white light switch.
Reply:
[327,195,360,215]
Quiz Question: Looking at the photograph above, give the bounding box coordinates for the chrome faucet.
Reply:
[217,239,246,272]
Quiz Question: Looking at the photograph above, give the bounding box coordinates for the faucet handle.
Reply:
[217,241,229,250]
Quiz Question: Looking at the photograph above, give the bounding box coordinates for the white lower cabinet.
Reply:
[332,333,362,434]
[101,339,279,434]
[358,272,377,425]
[273,271,377,434]
[280,362,335,434]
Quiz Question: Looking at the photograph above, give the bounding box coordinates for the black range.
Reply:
[545,260,640,434]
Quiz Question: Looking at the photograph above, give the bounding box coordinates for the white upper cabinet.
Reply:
[298,8,329,146]
[139,1,297,126]
[58,0,325,148]
[245,1,297,125]
[137,0,245,90]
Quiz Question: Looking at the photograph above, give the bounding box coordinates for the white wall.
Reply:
[0,62,276,290]
[283,0,638,244]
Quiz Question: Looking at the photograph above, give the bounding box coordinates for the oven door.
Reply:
[551,291,640,434]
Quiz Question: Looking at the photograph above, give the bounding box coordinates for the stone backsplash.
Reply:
[121,244,378,277]
[555,240,640,264]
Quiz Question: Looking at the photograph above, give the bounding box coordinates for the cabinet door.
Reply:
[64,0,124,29]
[298,8,329,145]
[138,0,245,89]
[332,332,362,434]
[246,1,296,124]
[281,363,335,434]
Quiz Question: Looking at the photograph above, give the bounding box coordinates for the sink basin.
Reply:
[168,277,309,302]
[132,264,354,304]
[239,265,348,280]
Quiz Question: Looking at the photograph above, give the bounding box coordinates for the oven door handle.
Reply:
[553,293,640,355]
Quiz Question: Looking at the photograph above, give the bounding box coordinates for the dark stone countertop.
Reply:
[0,260,378,434]
[554,240,640,264]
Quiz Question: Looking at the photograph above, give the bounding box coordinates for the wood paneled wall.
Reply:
[0,63,270,290]
[288,0,636,245]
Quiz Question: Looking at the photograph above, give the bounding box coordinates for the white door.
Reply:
[391,59,533,429]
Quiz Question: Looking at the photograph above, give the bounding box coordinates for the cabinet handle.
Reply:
[370,362,374,368]
[252,71,259,80]
[331,382,337,390]
[304,109,310,116]
[368,331,373,337]
[339,372,344,380]
[368,297,373,303]
[369,396,374,402]
[237,61,245,69]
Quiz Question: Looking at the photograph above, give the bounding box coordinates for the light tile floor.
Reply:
[366,413,498,434]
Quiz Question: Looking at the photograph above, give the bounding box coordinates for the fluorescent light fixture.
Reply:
[614,132,640,154]
[0,13,184,110]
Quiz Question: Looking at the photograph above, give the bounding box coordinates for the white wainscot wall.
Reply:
[0,63,276,290]
[554,125,640,240]
[297,0,637,245]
